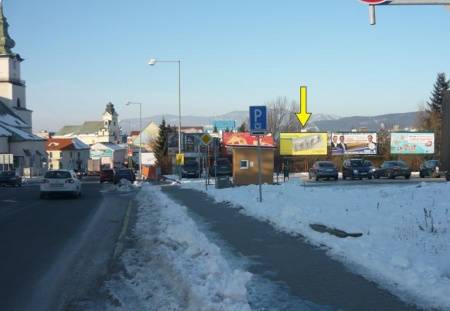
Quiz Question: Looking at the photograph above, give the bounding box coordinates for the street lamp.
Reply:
[126,101,143,179]
[148,58,182,178]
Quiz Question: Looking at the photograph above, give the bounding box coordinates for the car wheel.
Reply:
[420,173,424,178]
[405,175,411,180]
[334,177,338,181]
[368,176,373,180]
[315,176,319,181]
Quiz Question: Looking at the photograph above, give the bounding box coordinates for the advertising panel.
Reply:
[280,133,328,156]
[223,132,274,147]
[390,132,435,154]
[331,133,378,156]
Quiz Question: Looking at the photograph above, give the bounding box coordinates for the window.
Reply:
[60,152,63,158]
[240,160,249,170]
[17,98,21,108]
[49,152,52,159]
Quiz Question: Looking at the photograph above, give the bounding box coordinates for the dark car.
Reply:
[114,168,136,184]
[446,170,450,182]
[182,160,200,178]
[374,161,411,179]
[100,169,115,183]
[419,160,442,178]
[309,161,338,181]
[342,159,374,180]
[0,171,22,187]
[210,158,232,177]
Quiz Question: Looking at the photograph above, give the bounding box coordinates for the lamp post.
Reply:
[126,101,142,179]
[148,58,182,178]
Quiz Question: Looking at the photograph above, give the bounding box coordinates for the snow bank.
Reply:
[182,180,450,310]
[105,184,252,311]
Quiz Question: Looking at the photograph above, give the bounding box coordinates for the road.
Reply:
[163,185,419,311]
[0,179,136,311]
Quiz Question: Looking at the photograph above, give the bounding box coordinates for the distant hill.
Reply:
[120,111,419,133]
[311,112,419,132]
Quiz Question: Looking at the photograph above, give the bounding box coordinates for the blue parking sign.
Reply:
[249,106,267,134]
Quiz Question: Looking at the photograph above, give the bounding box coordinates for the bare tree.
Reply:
[266,97,292,137]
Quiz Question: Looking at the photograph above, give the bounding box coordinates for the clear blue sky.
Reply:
[6,0,450,131]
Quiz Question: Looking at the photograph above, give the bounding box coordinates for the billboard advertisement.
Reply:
[280,133,328,156]
[390,133,435,154]
[331,133,378,156]
[223,132,274,147]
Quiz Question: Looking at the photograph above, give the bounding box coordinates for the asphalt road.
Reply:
[0,180,136,311]
[163,186,419,311]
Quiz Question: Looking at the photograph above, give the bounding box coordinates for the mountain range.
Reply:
[120,111,419,133]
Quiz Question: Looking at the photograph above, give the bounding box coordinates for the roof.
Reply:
[0,101,27,128]
[0,125,11,137]
[56,121,104,136]
[92,142,126,151]
[47,138,89,151]
[0,123,43,142]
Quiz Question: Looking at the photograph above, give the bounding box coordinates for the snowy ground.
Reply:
[182,179,450,310]
[99,184,252,311]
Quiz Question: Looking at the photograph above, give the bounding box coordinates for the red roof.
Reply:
[46,138,87,151]
[130,131,140,136]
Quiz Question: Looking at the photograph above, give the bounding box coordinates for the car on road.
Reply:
[309,161,339,181]
[210,158,232,177]
[419,160,442,178]
[0,171,22,187]
[182,160,200,178]
[373,161,411,179]
[40,170,82,199]
[342,159,374,180]
[100,169,115,183]
[114,168,136,184]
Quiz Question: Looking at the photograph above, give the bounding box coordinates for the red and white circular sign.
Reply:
[360,0,389,4]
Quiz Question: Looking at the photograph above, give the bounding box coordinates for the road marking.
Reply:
[112,200,133,259]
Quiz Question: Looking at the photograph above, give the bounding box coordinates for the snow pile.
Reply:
[182,181,450,310]
[104,185,252,311]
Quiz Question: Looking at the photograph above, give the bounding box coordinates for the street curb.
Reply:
[112,200,134,260]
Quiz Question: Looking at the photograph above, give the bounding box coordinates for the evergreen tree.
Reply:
[153,119,169,172]
[213,125,218,133]
[238,121,247,132]
[420,73,450,157]
[427,73,450,114]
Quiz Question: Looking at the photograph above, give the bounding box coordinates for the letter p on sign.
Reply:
[249,106,267,135]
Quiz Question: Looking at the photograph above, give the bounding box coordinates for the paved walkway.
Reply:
[163,185,419,311]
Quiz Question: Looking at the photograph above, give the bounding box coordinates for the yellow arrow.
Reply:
[296,86,312,127]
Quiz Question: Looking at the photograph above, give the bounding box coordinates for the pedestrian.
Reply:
[283,163,290,182]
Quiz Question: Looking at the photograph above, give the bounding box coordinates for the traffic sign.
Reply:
[176,153,185,166]
[200,133,213,146]
[249,106,268,135]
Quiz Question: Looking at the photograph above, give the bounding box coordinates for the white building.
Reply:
[46,138,90,171]
[0,3,46,176]
[90,142,127,169]
[55,103,121,146]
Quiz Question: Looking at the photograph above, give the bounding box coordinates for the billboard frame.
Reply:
[390,131,435,155]
[279,132,329,156]
[330,131,379,157]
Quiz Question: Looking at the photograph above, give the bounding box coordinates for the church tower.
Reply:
[0,1,32,131]
[102,102,120,143]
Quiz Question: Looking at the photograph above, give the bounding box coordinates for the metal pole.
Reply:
[214,138,218,186]
[369,5,376,25]
[139,103,142,180]
[178,61,182,180]
[257,135,262,203]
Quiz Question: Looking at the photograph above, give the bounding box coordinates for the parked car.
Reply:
[309,161,338,181]
[210,158,232,177]
[181,160,200,178]
[419,160,442,178]
[100,169,115,183]
[342,159,374,180]
[373,161,411,179]
[114,168,136,184]
[446,170,450,182]
[0,171,22,187]
[40,170,81,199]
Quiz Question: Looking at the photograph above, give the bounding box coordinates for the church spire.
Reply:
[0,0,16,55]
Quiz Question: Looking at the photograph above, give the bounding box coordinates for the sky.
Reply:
[5,0,450,131]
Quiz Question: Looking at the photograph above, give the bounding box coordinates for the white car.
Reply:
[40,170,82,199]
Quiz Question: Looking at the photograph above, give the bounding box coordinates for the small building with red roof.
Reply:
[46,138,90,171]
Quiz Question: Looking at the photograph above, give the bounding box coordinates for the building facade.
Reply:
[0,3,46,176]
[46,138,90,171]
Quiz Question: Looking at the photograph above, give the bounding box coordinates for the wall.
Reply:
[232,147,274,186]
[10,140,46,176]
[0,136,9,153]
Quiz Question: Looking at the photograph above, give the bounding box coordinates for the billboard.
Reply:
[391,132,435,154]
[331,133,378,156]
[223,132,274,147]
[280,133,328,156]
[213,120,236,132]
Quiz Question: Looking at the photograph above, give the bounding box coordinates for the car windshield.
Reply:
[45,171,71,179]
[350,160,371,167]
[318,162,335,168]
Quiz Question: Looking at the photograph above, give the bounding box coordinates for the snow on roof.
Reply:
[0,101,28,128]
[47,138,90,151]
[72,138,89,150]
[0,123,43,142]
[92,142,126,151]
